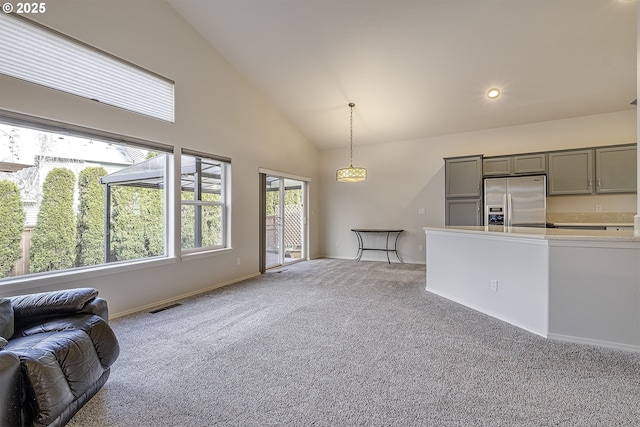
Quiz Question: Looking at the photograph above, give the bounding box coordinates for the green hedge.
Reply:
[76,167,107,266]
[110,186,164,261]
[0,180,25,277]
[29,168,76,273]
[110,152,164,261]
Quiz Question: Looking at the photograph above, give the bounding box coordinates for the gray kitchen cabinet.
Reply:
[445,199,482,226]
[548,149,593,195]
[484,153,546,176]
[595,145,637,193]
[513,153,547,174]
[445,155,482,198]
[483,157,512,176]
[444,155,482,225]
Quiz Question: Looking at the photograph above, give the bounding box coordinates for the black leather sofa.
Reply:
[0,288,120,427]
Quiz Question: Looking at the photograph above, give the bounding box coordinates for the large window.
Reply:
[180,151,230,253]
[0,115,172,280]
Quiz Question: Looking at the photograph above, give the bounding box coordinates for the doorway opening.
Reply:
[259,172,308,272]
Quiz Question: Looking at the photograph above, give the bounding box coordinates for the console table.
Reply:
[351,229,403,264]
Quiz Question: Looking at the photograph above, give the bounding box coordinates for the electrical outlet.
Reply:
[490,280,498,292]
[418,208,426,215]
[335,242,340,248]
[595,204,602,212]
[418,244,424,252]
[236,258,241,265]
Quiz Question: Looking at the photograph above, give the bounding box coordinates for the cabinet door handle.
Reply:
[588,178,592,189]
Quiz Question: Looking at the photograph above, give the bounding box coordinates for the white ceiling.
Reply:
[167,0,637,150]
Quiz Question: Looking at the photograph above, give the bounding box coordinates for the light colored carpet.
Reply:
[68,258,640,426]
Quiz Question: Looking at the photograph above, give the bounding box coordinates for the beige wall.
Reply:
[0,1,321,315]
[0,1,637,313]
[320,110,637,264]
[637,2,640,235]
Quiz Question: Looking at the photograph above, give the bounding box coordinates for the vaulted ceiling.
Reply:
[167,0,637,150]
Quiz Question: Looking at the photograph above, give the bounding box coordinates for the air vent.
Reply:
[149,303,182,314]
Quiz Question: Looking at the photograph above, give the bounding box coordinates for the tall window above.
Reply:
[181,151,231,253]
[0,13,175,122]
[0,114,173,281]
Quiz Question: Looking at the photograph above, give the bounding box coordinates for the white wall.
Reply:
[0,1,320,315]
[637,2,640,235]
[425,230,549,337]
[0,1,637,313]
[548,240,640,350]
[320,110,637,264]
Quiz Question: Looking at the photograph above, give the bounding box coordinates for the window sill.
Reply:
[0,256,178,295]
[181,247,232,262]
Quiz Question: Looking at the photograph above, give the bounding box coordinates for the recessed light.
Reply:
[487,88,501,99]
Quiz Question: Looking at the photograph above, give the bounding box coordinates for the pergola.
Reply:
[0,161,32,173]
[100,155,222,261]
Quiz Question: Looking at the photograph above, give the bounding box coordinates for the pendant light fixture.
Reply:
[336,103,367,182]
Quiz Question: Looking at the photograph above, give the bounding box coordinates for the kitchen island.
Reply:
[424,226,640,352]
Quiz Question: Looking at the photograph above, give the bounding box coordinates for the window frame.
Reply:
[0,110,176,286]
[180,149,232,256]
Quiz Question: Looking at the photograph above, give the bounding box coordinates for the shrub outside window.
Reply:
[181,152,230,253]
[0,117,171,281]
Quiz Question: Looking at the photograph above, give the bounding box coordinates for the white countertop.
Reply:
[424,225,640,242]
[550,222,634,227]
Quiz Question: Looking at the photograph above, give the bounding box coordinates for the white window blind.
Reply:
[0,14,175,122]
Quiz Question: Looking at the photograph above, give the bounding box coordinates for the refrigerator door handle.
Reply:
[502,193,507,225]
[507,193,513,227]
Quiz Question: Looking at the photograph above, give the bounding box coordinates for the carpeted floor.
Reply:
[68,258,640,426]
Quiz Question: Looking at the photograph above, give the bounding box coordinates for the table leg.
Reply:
[354,230,364,261]
[393,231,403,263]
[385,232,391,264]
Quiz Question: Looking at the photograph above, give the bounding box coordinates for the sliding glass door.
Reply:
[262,174,306,270]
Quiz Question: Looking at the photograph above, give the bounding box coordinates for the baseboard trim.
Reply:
[548,333,640,353]
[316,255,425,265]
[110,272,261,319]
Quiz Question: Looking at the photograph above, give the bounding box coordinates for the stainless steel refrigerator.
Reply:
[484,175,547,227]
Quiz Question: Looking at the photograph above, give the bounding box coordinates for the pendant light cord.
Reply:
[349,102,355,167]
[336,102,366,182]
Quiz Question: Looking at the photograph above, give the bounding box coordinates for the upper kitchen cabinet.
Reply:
[483,153,547,176]
[595,145,637,194]
[445,155,483,198]
[483,156,512,176]
[548,149,593,195]
[513,153,547,174]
